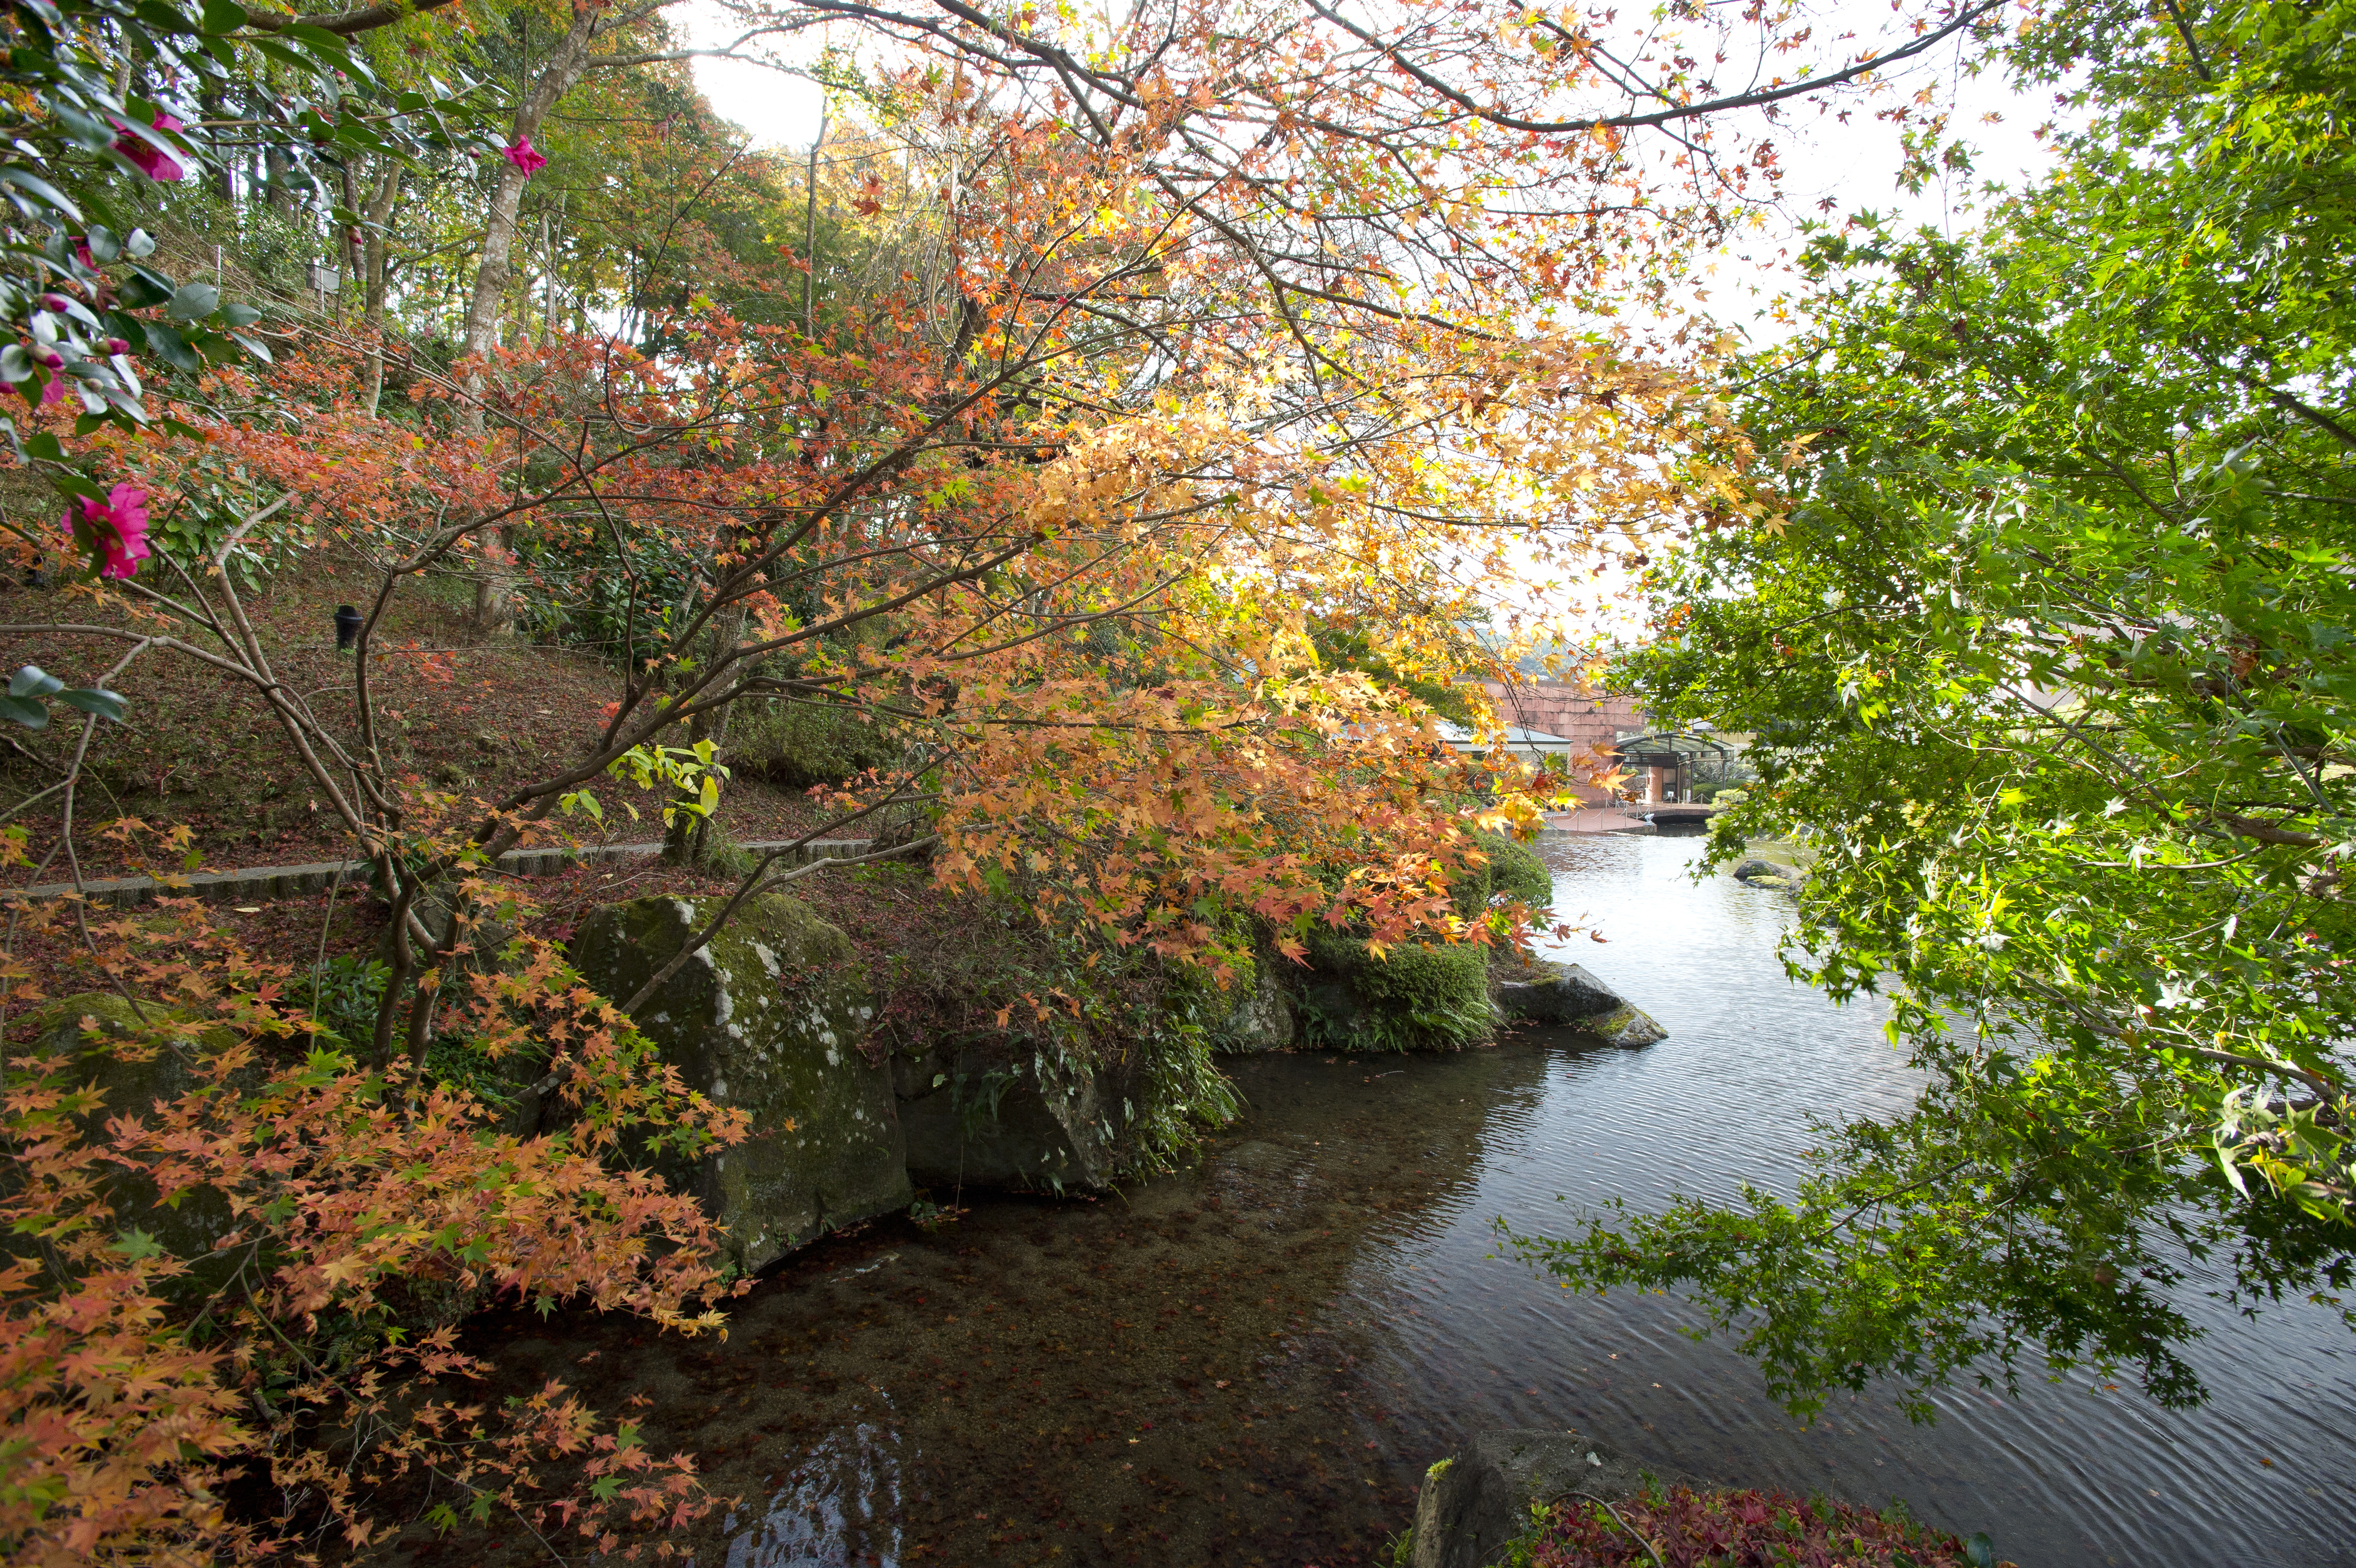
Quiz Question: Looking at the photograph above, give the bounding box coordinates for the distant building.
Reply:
[1469,678,1649,805]
[1441,677,1749,806]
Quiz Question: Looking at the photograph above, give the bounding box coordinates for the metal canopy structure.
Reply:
[1610,731,1732,804]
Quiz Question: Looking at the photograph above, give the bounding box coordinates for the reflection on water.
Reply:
[445,834,2355,1568]
[723,1423,903,1568]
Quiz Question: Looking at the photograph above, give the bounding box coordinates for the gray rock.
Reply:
[17,994,247,1305]
[1730,857,1805,888]
[895,1043,1143,1193]
[1573,1003,1669,1048]
[1212,948,1295,1054]
[570,893,912,1273]
[1409,1428,1660,1568]
[1494,960,1667,1047]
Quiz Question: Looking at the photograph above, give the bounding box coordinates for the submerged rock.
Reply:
[894,1043,1143,1193]
[1730,857,1805,892]
[570,893,911,1272]
[1409,1428,1665,1568]
[1493,959,1667,1046]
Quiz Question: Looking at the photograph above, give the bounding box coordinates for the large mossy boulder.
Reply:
[1207,946,1296,1054]
[16,993,246,1302]
[893,1042,1146,1193]
[569,894,911,1272]
[1295,929,1497,1052]
[1493,958,1667,1047]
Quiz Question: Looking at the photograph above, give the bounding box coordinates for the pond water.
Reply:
[438,833,2355,1568]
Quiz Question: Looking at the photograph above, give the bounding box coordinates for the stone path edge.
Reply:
[6,823,1609,911]
[0,838,880,911]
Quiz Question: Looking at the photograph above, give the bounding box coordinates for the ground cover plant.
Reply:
[1521,1484,2003,1568]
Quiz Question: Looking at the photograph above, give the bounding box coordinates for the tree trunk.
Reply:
[201,87,233,203]
[460,8,596,406]
[362,160,402,418]
[263,143,294,217]
[461,6,598,631]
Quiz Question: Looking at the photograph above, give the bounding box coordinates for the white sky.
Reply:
[676,0,2075,346]
[671,1,2078,650]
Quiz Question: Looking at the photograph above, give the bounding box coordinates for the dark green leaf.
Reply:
[166,282,220,321]
[0,166,82,223]
[116,270,174,310]
[55,687,126,722]
[140,321,200,372]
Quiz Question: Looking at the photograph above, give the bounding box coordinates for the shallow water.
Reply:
[440,834,2355,1568]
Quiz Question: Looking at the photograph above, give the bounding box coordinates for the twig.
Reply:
[1574,1491,1667,1568]
[310,862,349,1032]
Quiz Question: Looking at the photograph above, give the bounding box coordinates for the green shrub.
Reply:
[1447,829,1553,919]
[295,954,388,1047]
[729,699,903,789]
[1297,928,1494,1052]
[1475,829,1553,909]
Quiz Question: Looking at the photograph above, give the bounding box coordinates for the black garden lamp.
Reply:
[333,604,362,650]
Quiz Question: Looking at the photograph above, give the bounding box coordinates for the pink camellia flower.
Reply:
[502,135,548,176]
[38,376,64,406]
[62,484,151,581]
[111,112,185,182]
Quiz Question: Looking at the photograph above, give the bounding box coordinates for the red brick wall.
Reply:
[1474,681,1649,804]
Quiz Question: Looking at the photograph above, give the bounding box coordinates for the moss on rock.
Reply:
[16,994,248,1304]
[570,892,912,1272]
[1205,944,1296,1054]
